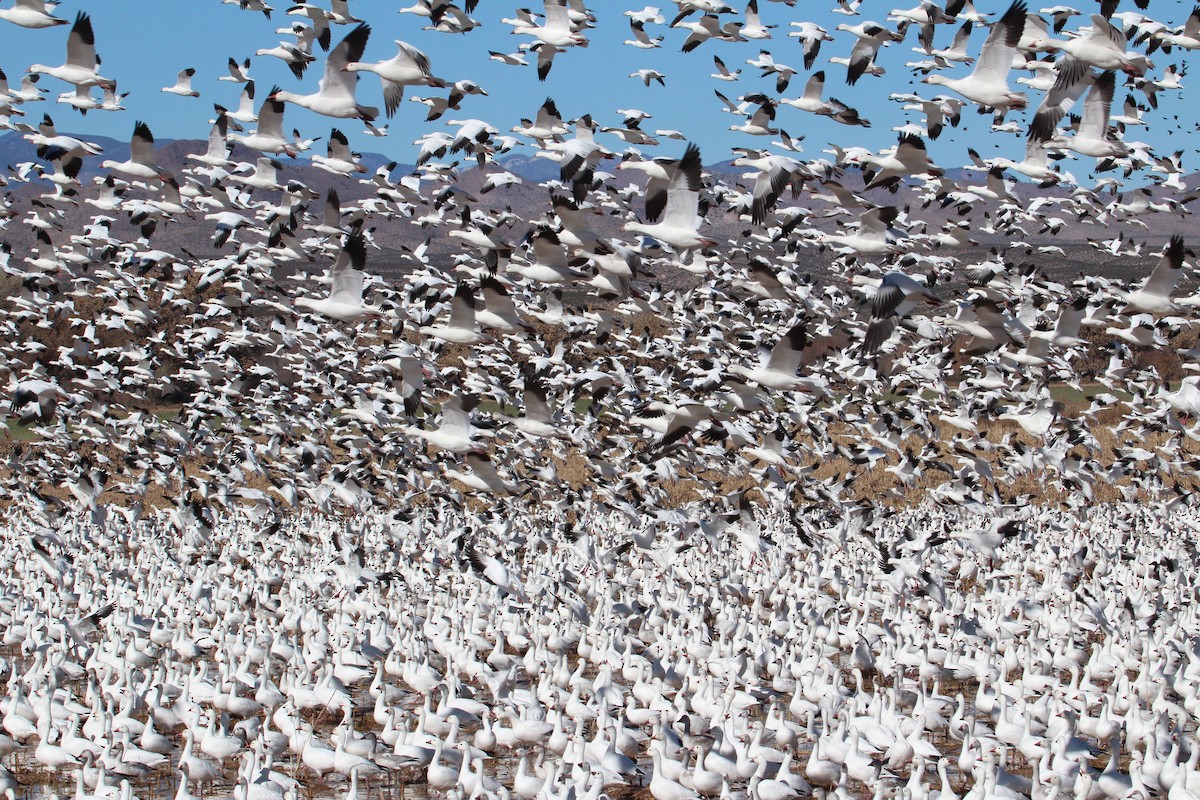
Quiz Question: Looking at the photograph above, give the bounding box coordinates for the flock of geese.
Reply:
[2,0,1200,799]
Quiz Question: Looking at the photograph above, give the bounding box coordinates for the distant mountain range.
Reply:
[0,129,1191,284]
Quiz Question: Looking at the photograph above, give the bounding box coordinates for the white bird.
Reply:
[162,68,199,98]
[295,232,387,322]
[623,143,715,252]
[922,1,1027,116]
[0,0,66,28]
[1117,235,1187,315]
[345,40,446,118]
[100,121,171,183]
[272,24,379,121]
[27,12,115,89]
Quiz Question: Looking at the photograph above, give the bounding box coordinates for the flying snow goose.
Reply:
[419,283,489,344]
[513,0,589,47]
[295,232,386,322]
[445,454,523,496]
[100,121,171,183]
[230,87,295,156]
[862,134,942,191]
[728,319,835,392]
[186,115,234,170]
[1116,235,1187,315]
[1043,70,1128,159]
[623,143,715,251]
[922,1,1027,115]
[861,272,940,353]
[27,12,115,89]
[627,18,664,48]
[220,56,251,83]
[272,24,379,121]
[788,21,833,69]
[0,0,66,28]
[255,27,317,79]
[162,69,200,98]
[311,128,367,175]
[1056,14,1146,74]
[345,40,446,118]
[404,394,487,454]
[818,205,903,255]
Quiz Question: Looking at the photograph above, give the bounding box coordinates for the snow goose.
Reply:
[818,205,903,255]
[419,282,489,344]
[627,18,664,48]
[623,143,715,251]
[740,0,774,40]
[1027,55,1094,142]
[295,232,386,322]
[509,227,586,284]
[944,297,1026,354]
[1044,70,1129,159]
[511,97,568,142]
[27,12,116,89]
[922,1,1027,115]
[0,0,66,28]
[861,271,939,353]
[514,0,589,47]
[256,30,316,80]
[220,56,251,83]
[1116,235,1186,315]
[100,121,171,183]
[728,319,835,392]
[862,134,942,191]
[730,150,805,225]
[231,87,295,156]
[218,81,259,126]
[788,21,833,69]
[187,115,233,170]
[272,24,379,122]
[445,453,522,496]
[476,276,531,332]
[838,23,902,85]
[1057,14,1146,74]
[311,128,366,175]
[345,40,446,118]
[162,69,199,98]
[1157,6,1200,51]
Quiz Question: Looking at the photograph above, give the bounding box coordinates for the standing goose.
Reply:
[272,24,379,121]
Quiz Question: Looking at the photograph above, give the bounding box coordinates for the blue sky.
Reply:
[3,1,1198,181]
